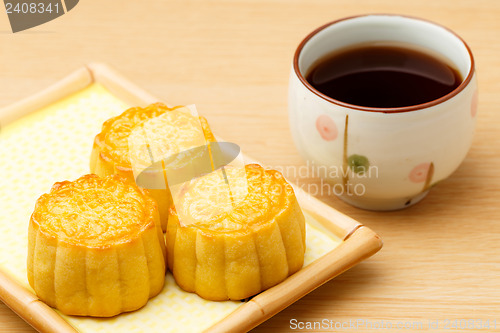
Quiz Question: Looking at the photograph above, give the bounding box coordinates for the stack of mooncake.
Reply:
[28,103,306,316]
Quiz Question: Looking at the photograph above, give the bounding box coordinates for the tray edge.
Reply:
[204,226,382,333]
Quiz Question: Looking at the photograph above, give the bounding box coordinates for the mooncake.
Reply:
[27,174,166,317]
[166,164,306,301]
[90,103,216,231]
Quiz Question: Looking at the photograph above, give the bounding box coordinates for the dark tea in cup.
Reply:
[305,43,462,108]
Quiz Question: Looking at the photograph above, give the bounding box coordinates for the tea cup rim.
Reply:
[293,14,475,114]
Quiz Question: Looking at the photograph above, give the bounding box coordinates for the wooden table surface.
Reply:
[1,0,499,332]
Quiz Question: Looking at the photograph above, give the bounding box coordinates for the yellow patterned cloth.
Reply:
[0,84,340,332]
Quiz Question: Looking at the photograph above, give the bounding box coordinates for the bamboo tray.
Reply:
[0,64,382,333]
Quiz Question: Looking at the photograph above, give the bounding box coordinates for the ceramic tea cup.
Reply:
[288,14,477,210]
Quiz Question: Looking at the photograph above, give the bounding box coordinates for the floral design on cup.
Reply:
[315,114,338,141]
[471,90,478,117]
[409,163,432,183]
[409,162,435,194]
[348,154,370,175]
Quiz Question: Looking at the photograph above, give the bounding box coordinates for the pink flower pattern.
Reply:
[409,163,431,183]
[316,114,338,141]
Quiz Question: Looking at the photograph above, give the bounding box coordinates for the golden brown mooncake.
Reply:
[27,174,166,317]
[90,103,216,231]
[166,164,306,301]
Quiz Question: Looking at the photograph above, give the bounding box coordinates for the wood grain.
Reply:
[1,0,500,332]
